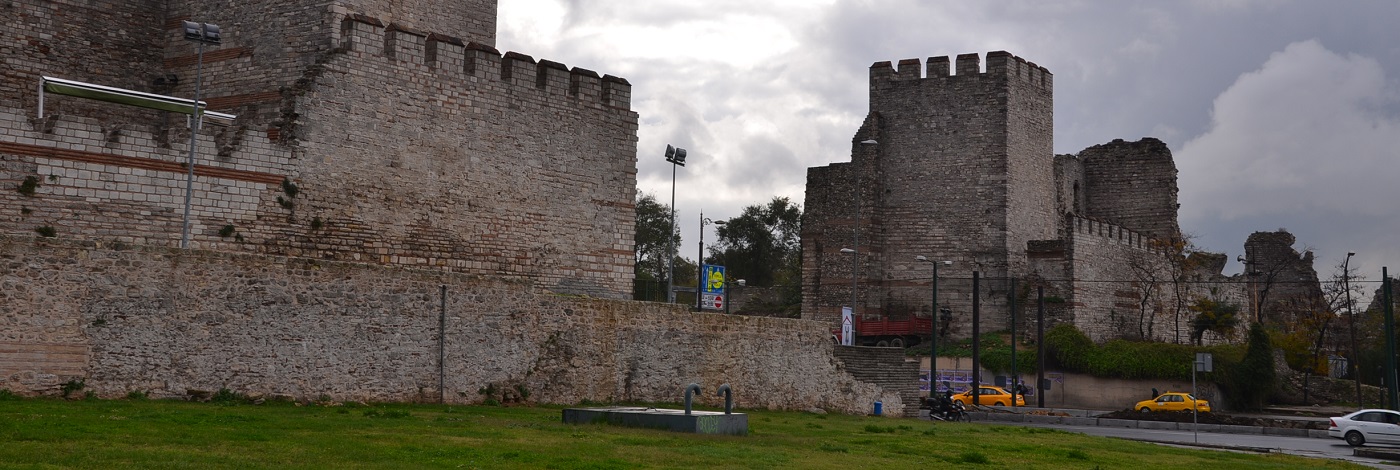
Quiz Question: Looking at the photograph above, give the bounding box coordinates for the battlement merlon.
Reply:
[338,13,631,110]
[1064,213,1174,252]
[869,51,1052,89]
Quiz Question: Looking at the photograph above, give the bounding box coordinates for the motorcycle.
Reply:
[924,396,970,422]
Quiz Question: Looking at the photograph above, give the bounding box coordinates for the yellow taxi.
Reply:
[951,385,1026,407]
[1135,392,1210,412]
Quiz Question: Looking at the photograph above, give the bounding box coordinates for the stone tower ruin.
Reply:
[803,52,1054,333]
[804,51,1194,344]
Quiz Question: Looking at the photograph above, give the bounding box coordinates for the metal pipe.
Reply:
[667,162,677,303]
[684,383,701,415]
[1344,252,1359,405]
[972,270,980,404]
[697,211,704,311]
[439,285,446,404]
[1010,278,1017,406]
[1385,268,1396,410]
[1036,286,1045,408]
[717,384,733,414]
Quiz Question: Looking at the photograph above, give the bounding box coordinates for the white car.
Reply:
[1328,409,1400,447]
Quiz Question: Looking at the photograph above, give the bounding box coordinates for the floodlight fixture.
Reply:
[183,21,221,44]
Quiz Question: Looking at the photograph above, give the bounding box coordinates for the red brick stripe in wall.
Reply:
[0,141,284,185]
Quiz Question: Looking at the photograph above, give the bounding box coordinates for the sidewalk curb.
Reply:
[968,407,1326,438]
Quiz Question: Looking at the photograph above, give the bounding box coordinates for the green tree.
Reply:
[634,193,680,284]
[708,197,802,316]
[709,197,801,288]
[1220,322,1275,411]
[1188,296,1241,345]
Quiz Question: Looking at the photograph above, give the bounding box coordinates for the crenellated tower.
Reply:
[803,51,1054,330]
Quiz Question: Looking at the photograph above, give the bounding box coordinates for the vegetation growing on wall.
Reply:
[17,175,39,196]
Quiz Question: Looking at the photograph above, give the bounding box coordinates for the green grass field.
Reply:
[0,395,1365,469]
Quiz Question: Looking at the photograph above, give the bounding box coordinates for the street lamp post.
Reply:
[841,247,857,318]
[1344,251,1359,405]
[180,21,221,249]
[917,256,951,395]
[842,139,877,320]
[697,213,725,311]
[664,145,686,303]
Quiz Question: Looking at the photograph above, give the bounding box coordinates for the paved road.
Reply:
[1014,421,1394,468]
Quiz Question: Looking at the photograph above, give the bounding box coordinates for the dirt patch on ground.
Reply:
[1098,410,1326,430]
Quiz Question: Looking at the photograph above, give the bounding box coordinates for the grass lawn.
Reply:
[0,395,1365,469]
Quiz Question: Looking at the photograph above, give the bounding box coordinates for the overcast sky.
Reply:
[497,0,1400,297]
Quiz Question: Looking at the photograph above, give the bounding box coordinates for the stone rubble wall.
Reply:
[0,236,902,414]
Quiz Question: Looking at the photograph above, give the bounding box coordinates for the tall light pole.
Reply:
[917,256,951,393]
[846,139,876,319]
[841,247,857,318]
[1344,251,1359,405]
[664,145,686,303]
[696,213,725,311]
[179,21,221,249]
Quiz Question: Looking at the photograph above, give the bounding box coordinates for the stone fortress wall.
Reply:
[0,236,902,414]
[2,0,636,299]
[2,0,920,413]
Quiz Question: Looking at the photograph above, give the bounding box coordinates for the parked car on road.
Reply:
[1329,409,1400,447]
[1134,392,1210,413]
[951,385,1025,407]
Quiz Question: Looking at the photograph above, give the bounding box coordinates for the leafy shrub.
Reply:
[35,226,57,238]
[1045,323,1095,372]
[219,225,236,238]
[1043,323,1243,382]
[0,389,18,400]
[1214,323,1275,411]
[126,390,149,400]
[61,379,85,398]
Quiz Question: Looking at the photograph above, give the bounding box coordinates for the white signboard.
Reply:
[841,307,854,346]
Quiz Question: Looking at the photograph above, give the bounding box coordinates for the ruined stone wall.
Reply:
[2,3,638,298]
[1079,138,1181,241]
[1053,154,1086,233]
[1242,231,1325,325]
[803,52,1053,335]
[1028,223,1249,345]
[0,236,908,415]
[1063,215,1177,343]
[801,161,858,325]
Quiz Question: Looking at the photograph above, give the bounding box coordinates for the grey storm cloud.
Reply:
[499,1,1400,301]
